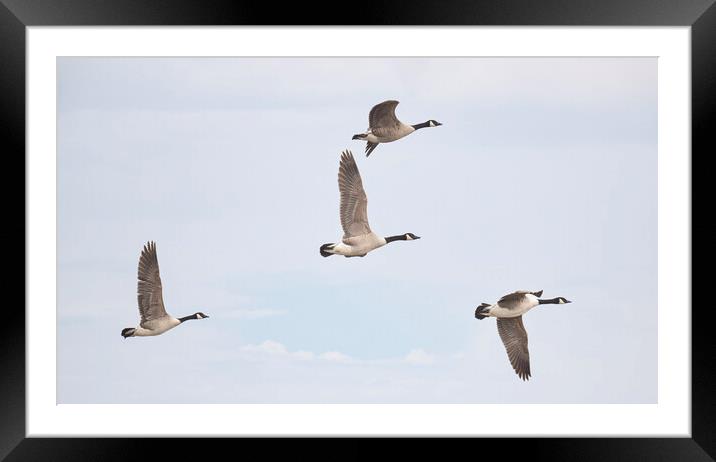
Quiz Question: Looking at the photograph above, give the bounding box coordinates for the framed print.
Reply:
[6,0,710,459]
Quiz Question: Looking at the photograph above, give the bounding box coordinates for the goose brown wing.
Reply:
[338,150,371,239]
[137,241,168,323]
[496,316,531,380]
[497,291,531,309]
[368,100,401,133]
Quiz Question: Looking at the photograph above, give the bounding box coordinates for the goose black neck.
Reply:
[179,314,198,323]
[411,121,431,130]
[538,298,561,305]
[385,234,407,243]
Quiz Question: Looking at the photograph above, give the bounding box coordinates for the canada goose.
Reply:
[121,241,209,338]
[351,100,442,157]
[474,290,572,380]
[320,150,421,257]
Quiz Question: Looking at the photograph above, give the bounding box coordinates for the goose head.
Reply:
[404,233,421,241]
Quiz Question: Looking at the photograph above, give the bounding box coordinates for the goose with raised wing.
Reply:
[352,100,442,157]
[474,290,571,380]
[121,241,209,338]
[320,150,420,257]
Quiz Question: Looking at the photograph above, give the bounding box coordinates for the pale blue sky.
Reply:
[57,57,656,403]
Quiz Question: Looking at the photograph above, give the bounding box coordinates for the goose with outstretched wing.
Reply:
[319,150,420,257]
[121,241,209,338]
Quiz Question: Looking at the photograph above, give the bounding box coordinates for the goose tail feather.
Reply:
[121,327,136,338]
[320,243,336,257]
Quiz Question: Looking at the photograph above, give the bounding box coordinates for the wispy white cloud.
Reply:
[239,340,314,361]
[239,340,335,362]
[238,340,437,366]
[404,348,436,365]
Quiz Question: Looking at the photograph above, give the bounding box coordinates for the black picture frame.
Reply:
[5,0,709,459]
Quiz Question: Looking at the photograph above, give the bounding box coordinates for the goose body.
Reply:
[352,100,441,157]
[328,233,388,257]
[360,124,416,144]
[121,241,208,338]
[320,150,420,258]
[130,317,181,337]
[479,291,541,318]
[474,290,571,380]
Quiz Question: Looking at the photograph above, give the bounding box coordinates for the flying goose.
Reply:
[121,241,209,338]
[351,100,442,157]
[320,150,420,257]
[474,290,572,380]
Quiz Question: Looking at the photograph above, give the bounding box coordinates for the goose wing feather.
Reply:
[368,100,401,136]
[497,291,531,309]
[137,241,169,324]
[338,150,371,239]
[497,316,531,380]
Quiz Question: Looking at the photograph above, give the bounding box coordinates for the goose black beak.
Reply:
[413,235,421,240]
